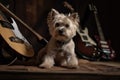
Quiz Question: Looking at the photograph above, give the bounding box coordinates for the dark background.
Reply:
[1,0,120,60]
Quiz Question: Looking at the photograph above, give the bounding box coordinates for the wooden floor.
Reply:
[0,59,120,80]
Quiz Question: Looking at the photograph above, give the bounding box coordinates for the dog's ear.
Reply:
[47,9,60,27]
[51,8,59,16]
[70,13,80,23]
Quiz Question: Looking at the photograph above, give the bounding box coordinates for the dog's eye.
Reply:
[65,24,69,28]
[55,23,60,27]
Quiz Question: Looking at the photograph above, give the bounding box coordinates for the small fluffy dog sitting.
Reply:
[37,9,79,69]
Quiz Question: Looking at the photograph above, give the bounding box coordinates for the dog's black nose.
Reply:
[58,29,64,34]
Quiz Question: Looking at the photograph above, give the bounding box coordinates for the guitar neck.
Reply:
[89,3,105,41]
[94,12,105,41]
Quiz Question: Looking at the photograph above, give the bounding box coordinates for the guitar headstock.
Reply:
[89,1,98,14]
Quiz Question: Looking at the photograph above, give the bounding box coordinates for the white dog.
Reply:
[37,9,79,69]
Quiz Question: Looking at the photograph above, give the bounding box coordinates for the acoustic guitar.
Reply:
[0,10,34,58]
[0,3,48,58]
[89,2,116,60]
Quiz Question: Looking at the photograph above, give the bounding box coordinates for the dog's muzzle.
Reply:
[58,28,65,36]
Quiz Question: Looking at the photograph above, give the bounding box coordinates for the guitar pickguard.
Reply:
[77,27,96,46]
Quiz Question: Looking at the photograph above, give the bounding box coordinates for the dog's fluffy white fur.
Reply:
[37,9,79,69]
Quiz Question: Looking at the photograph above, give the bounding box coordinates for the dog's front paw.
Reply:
[67,64,79,69]
[39,63,53,69]
[67,56,79,69]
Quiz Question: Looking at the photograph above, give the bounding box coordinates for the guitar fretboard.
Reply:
[94,12,105,41]
[89,3,105,41]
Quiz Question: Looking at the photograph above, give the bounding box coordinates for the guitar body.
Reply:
[74,27,100,60]
[95,36,116,60]
[88,2,116,60]
[0,11,34,58]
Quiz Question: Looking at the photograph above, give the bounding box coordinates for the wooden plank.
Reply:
[0,60,120,80]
